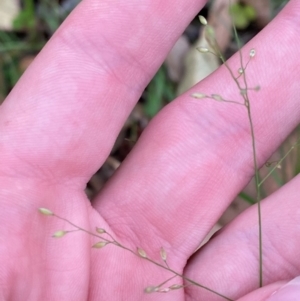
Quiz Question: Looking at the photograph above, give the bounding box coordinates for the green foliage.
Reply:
[0,30,43,98]
[13,0,36,31]
[0,0,80,100]
[238,192,256,205]
[144,65,175,118]
[230,3,256,30]
[0,32,22,97]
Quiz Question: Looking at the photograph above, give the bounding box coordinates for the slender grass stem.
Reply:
[246,100,263,287]
[47,212,233,300]
[230,4,263,286]
[203,4,263,285]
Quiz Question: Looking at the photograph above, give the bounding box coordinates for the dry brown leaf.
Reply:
[176,35,219,96]
[0,0,20,30]
[176,0,239,95]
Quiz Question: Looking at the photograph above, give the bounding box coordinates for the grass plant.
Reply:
[193,12,264,287]
[193,10,300,289]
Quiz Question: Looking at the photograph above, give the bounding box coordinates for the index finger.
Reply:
[0,0,206,184]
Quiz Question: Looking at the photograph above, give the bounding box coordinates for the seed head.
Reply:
[170,284,183,290]
[92,241,108,248]
[38,208,54,216]
[52,230,67,238]
[160,247,167,261]
[211,94,223,101]
[144,286,158,294]
[137,247,147,258]
[96,227,106,234]
[191,93,206,99]
[198,15,207,26]
[249,48,256,58]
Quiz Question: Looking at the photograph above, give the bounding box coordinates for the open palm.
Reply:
[0,1,300,300]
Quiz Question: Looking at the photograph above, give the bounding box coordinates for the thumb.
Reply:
[265,277,300,301]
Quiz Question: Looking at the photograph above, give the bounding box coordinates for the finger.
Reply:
[236,282,286,301]
[263,277,300,301]
[93,0,300,271]
[0,0,206,184]
[184,175,300,300]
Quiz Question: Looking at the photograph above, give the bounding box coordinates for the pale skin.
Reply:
[0,0,300,300]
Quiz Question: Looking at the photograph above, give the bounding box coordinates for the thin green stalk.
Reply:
[199,9,263,286]
[245,100,263,287]
[230,6,263,287]
[239,191,256,205]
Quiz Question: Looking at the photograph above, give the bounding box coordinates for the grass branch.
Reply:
[39,209,233,300]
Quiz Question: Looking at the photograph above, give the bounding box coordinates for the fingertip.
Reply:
[265,277,300,301]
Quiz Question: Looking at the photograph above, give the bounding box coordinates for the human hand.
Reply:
[0,1,300,300]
